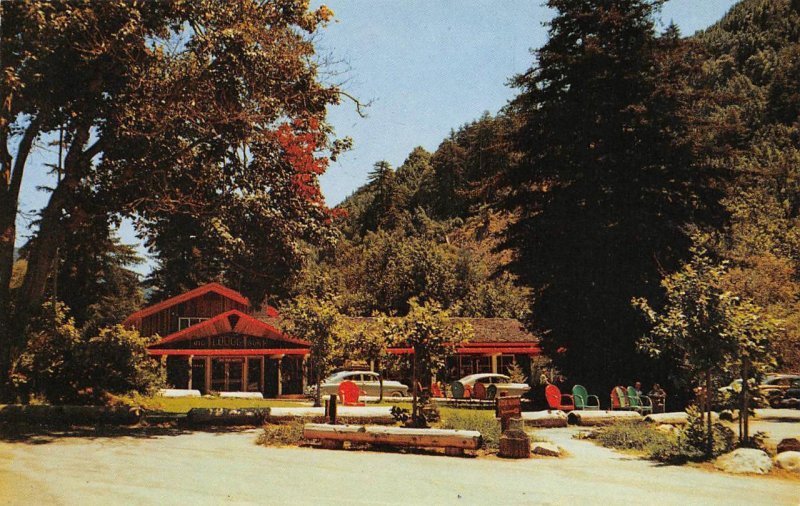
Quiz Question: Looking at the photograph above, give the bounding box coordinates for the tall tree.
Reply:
[0,1,345,399]
[503,0,716,390]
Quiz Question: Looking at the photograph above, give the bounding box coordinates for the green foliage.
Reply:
[634,246,777,389]
[80,325,165,398]
[438,408,501,450]
[11,302,84,403]
[258,419,307,447]
[382,299,472,384]
[648,406,735,463]
[12,302,164,404]
[500,0,716,392]
[1,1,345,399]
[505,361,528,384]
[280,294,347,404]
[594,422,676,454]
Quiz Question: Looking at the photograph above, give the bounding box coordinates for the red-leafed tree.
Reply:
[0,0,353,399]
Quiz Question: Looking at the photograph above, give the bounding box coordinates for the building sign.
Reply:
[185,334,297,350]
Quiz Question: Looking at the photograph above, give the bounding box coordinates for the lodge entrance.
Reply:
[211,358,244,392]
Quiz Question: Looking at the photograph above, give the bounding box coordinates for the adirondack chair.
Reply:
[430,382,444,398]
[472,382,487,400]
[610,386,633,410]
[626,386,653,414]
[451,381,465,399]
[338,380,366,406]
[572,384,600,410]
[545,384,575,411]
[486,384,498,400]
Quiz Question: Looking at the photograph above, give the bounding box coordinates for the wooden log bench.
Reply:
[303,423,482,456]
[567,410,643,426]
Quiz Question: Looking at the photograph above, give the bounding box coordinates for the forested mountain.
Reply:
[306,0,800,392]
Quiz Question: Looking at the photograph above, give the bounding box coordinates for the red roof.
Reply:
[148,310,309,348]
[123,283,251,325]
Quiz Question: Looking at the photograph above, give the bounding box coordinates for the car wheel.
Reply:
[390,391,403,398]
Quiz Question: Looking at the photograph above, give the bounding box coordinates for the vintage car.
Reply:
[719,373,800,407]
[457,373,530,398]
[306,370,409,399]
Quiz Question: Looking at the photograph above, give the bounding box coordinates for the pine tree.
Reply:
[503,0,715,390]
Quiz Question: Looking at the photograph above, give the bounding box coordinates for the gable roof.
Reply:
[149,310,309,348]
[123,283,250,325]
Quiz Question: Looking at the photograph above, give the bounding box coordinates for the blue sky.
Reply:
[15,0,740,273]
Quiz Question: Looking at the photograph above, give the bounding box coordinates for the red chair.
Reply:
[545,384,575,411]
[472,382,487,400]
[338,380,365,406]
[430,382,444,398]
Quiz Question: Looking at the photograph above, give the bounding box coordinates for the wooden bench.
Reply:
[303,423,482,456]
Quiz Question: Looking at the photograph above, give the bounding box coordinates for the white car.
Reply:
[458,373,530,398]
[308,370,409,398]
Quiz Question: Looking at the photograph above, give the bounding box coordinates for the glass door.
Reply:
[211,358,245,392]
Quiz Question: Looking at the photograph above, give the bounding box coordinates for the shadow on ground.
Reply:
[0,422,256,444]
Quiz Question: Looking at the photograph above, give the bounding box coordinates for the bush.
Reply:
[649,406,735,463]
[438,408,501,450]
[12,303,165,404]
[595,422,676,453]
[258,418,306,446]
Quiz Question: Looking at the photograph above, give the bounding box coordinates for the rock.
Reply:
[774,451,800,473]
[777,438,800,454]
[531,442,561,457]
[713,449,773,475]
[655,424,677,434]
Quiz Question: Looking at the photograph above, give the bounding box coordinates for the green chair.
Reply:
[626,386,653,414]
[611,386,633,410]
[572,384,600,410]
[451,381,465,399]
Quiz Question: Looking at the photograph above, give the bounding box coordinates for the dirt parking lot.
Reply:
[1,411,798,505]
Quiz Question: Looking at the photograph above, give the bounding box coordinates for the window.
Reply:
[178,317,208,330]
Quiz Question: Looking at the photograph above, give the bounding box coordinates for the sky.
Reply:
[15,0,740,274]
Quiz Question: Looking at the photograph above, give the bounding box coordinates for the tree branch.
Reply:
[337,91,370,118]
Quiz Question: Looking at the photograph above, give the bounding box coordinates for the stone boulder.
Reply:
[774,451,800,473]
[713,448,772,475]
[776,438,800,454]
[531,442,561,457]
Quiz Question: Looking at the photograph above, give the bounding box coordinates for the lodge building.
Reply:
[125,283,541,397]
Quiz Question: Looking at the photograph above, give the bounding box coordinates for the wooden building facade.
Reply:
[126,283,541,397]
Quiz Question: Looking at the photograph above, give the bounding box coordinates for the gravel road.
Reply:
[2,421,798,506]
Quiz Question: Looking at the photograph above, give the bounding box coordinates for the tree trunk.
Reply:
[314,369,321,408]
[0,116,42,401]
[411,350,418,423]
[741,356,749,445]
[706,369,713,456]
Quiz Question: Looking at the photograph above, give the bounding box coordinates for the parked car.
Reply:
[306,370,409,399]
[719,374,800,408]
[457,373,530,398]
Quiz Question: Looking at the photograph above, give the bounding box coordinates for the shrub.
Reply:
[594,422,676,453]
[649,406,735,463]
[438,408,501,450]
[12,303,164,404]
[258,419,306,446]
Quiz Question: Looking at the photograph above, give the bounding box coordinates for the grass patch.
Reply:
[593,422,676,454]
[133,395,305,413]
[438,408,501,450]
[258,418,306,446]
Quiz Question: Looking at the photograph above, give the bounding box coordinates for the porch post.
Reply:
[187,355,193,390]
[205,356,212,393]
[301,355,308,391]
[242,357,249,392]
[276,356,283,397]
[491,354,499,374]
[260,356,265,393]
